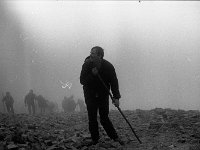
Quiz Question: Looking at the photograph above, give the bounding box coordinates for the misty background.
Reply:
[0,1,200,113]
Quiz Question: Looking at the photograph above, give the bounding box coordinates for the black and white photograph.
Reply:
[0,0,200,149]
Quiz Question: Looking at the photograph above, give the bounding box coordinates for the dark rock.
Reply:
[177,139,186,143]
[148,122,163,130]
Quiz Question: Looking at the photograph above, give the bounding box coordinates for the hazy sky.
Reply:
[0,1,200,112]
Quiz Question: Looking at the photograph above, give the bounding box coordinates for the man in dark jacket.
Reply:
[24,89,36,115]
[2,92,14,114]
[80,46,124,145]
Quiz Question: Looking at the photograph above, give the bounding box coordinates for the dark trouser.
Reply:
[39,106,45,114]
[41,107,45,114]
[85,95,118,142]
[6,104,14,114]
[28,104,35,115]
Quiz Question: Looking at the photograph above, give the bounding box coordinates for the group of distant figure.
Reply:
[1,89,86,115]
[61,95,86,113]
[24,89,59,115]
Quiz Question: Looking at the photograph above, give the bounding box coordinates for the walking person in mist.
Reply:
[24,89,36,115]
[77,98,86,112]
[62,95,76,113]
[2,92,14,114]
[36,95,47,114]
[80,46,124,145]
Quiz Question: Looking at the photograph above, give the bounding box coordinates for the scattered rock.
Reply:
[0,109,200,149]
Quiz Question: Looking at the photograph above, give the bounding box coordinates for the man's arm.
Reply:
[80,61,96,86]
[110,65,121,99]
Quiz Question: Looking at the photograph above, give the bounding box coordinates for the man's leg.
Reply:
[86,99,99,142]
[28,105,31,114]
[32,104,35,115]
[42,107,44,114]
[10,104,14,114]
[99,98,118,140]
[6,104,10,113]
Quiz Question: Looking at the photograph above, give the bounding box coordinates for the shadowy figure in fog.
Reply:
[62,95,76,113]
[2,92,14,114]
[77,98,86,112]
[53,101,59,112]
[24,89,36,115]
[36,95,47,114]
[46,101,58,113]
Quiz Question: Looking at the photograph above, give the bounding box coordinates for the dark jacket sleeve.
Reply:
[109,65,121,99]
[80,61,96,86]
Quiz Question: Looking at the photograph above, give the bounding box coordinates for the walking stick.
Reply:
[97,73,142,144]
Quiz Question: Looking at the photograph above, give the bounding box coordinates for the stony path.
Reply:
[0,108,200,150]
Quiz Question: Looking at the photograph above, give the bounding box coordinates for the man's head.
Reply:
[6,92,10,96]
[89,46,104,69]
[29,89,33,93]
[90,46,104,59]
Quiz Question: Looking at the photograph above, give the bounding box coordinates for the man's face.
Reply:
[90,48,102,68]
[90,48,99,60]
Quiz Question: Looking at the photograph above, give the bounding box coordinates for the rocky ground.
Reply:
[0,108,200,150]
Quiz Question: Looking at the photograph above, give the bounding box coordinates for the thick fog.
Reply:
[0,1,200,113]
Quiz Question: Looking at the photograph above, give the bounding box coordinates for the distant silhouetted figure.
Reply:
[62,95,76,113]
[53,101,59,112]
[36,95,47,114]
[24,89,36,115]
[77,98,86,112]
[46,100,57,113]
[2,92,14,114]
